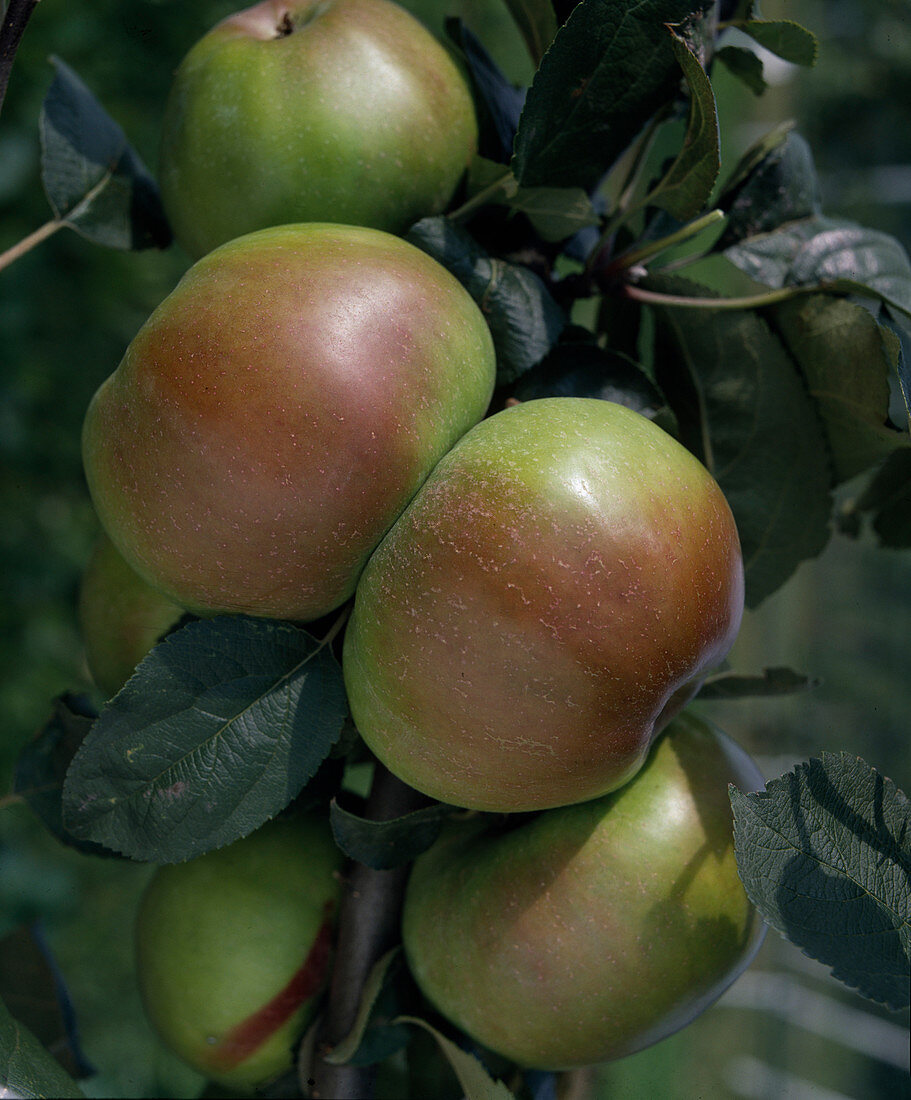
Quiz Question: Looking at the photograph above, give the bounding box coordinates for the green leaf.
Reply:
[648,274,832,607]
[717,129,820,249]
[731,753,911,1011]
[329,800,460,870]
[507,186,599,242]
[737,19,819,67]
[62,617,348,863]
[725,216,911,320]
[39,57,170,250]
[0,994,85,1099]
[394,1017,515,1100]
[512,0,713,189]
[714,45,766,95]
[770,295,909,483]
[849,448,911,548]
[12,695,117,859]
[697,666,818,700]
[407,217,564,384]
[323,948,409,1065]
[646,27,720,222]
[502,0,558,67]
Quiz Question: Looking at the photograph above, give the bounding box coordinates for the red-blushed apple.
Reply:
[81,222,496,621]
[135,813,342,1090]
[78,532,186,697]
[402,711,767,1068]
[343,397,744,812]
[159,0,478,258]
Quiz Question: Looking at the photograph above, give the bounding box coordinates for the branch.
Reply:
[306,762,428,1100]
[0,0,40,119]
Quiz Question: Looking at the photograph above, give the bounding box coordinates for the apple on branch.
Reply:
[159,0,479,258]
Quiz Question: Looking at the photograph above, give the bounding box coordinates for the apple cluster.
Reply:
[77,0,765,1090]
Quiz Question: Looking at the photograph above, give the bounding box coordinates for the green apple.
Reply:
[402,711,766,1068]
[135,813,342,1090]
[81,223,495,621]
[159,0,478,259]
[343,397,744,812]
[78,532,186,697]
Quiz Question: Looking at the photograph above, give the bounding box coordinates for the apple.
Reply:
[401,711,767,1068]
[135,813,342,1090]
[343,397,744,812]
[159,0,479,259]
[81,222,496,621]
[78,532,186,697]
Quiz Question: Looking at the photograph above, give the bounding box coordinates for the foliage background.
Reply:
[0,0,909,1096]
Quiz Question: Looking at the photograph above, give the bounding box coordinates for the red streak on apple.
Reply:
[205,908,333,1070]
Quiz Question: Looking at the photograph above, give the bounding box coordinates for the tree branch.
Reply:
[0,0,40,119]
[306,763,428,1100]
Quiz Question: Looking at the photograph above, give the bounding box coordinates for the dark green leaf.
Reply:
[407,217,564,384]
[324,948,410,1066]
[737,19,819,66]
[714,45,766,95]
[507,186,599,242]
[771,295,908,482]
[648,274,832,607]
[725,216,911,320]
[697,666,818,700]
[731,753,911,1011]
[394,1017,515,1100]
[0,926,92,1082]
[62,617,348,863]
[329,800,459,870]
[849,449,911,548]
[502,0,558,66]
[39,57,170,250]
[646,27,720,222]
[0,994,84,1099]
[717,130,820,249]
[512,0,713,189]
[510,337,668,422]
[12,695,115,859]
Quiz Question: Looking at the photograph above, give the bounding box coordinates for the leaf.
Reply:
[646,27,720,222]
[697,666,818,700]
[506,186,599,242]
[850,448,911,548]
[512,0,713,190]
[648,274,832,607]
[730,753,911,1011]
[329,800,459,870]
[0,994,85,1099]
[725,216,911,320]
[502,0,559,67]
[407,217,564,385]
[737,19,819,67]
[446,21,526,164]
[0,926,93,1082]
[716,129,821,249]
[394,1017,515,1100]
[12,695,115,859]
[323,948,409,1066]
[39,57,170,250]
[770,295,909,483]
[714,45,766,95]
[62,617,348,863]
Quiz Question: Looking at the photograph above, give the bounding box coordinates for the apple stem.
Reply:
[0,218,63,273]
[0,0,39,119]
[306,762,428,1100]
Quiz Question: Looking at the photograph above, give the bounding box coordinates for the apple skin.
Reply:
[159,0,478,259]
[135,813,342,1090]
[78,532,186,697]
[81,223,495,621]
[401,711,767,1069]
[343,397,744,812]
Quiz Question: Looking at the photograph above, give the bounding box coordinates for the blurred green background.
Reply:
[1,0,909,1096]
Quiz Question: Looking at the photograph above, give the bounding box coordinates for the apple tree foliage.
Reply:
[1,0,909,1097]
